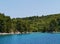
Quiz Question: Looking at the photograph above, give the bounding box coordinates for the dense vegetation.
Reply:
[0,13,60,33]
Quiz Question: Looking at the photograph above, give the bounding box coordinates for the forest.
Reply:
[0,13,60,33]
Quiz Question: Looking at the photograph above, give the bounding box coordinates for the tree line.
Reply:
[0,13,60,33]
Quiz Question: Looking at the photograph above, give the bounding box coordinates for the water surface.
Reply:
[0,32,60,44]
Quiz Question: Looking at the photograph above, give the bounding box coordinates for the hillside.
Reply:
[0,13,60,33]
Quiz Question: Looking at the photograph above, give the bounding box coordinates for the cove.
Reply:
[0,32,60,44]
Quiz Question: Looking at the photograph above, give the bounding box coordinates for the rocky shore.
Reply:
[0,32,31,35]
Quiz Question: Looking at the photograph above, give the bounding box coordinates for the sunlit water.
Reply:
[0,32,60,44]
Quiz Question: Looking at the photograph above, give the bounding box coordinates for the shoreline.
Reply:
[0,32,31,35]
[0,33,19,35]
[0,32,60,35]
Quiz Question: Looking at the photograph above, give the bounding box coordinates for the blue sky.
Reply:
[0,0,60,18]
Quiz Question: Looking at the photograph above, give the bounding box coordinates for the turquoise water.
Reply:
[0,33,60,44]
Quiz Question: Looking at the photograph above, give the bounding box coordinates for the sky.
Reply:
[0,0,60,18]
